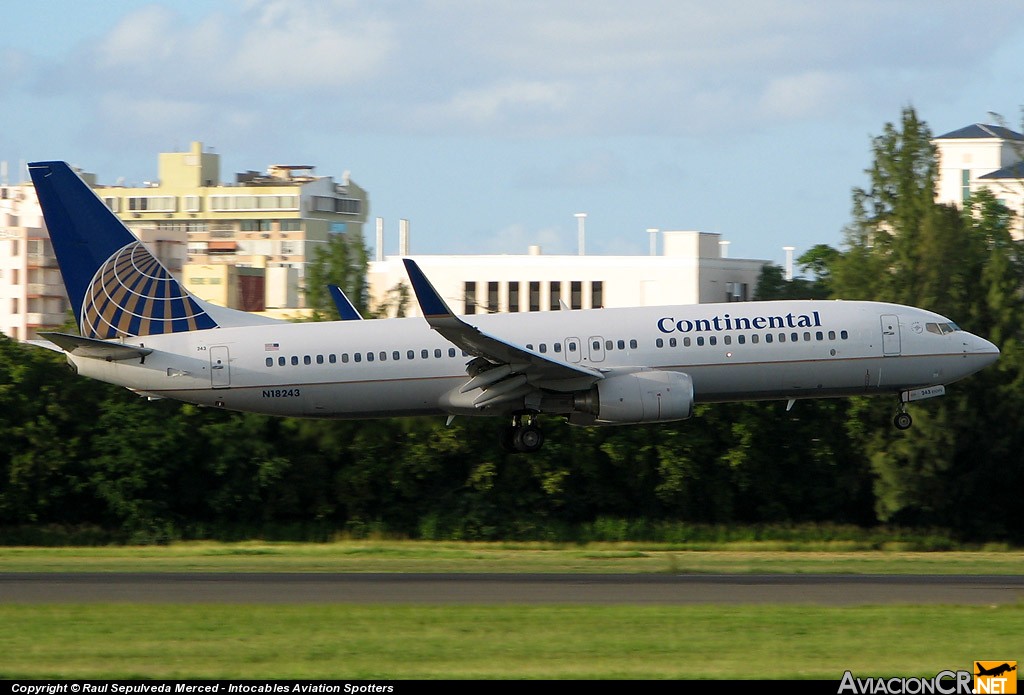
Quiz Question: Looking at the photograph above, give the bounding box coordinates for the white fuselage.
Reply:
[68,300,999,420]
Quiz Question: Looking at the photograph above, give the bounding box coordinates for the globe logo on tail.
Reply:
[81,241,217,339]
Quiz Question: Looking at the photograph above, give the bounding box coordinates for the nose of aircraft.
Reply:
[971,334,1000,367]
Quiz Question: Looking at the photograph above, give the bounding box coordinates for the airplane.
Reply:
[26,160,1000,453]
[975,663,1017,678]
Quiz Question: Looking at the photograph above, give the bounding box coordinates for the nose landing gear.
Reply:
[500,412,545,453]
[893,400,913,430]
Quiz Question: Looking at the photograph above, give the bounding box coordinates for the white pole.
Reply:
[575,213,587,255]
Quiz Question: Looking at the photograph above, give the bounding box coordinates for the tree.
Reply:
[303,232,369,321]
[830,108,1024,538]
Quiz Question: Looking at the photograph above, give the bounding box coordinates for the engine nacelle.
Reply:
[570,370,694,425]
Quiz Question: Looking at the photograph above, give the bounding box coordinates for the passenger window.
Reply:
[568,342,577,352]
[421,349,429,359]
[669,337,677,348]
[329,354,337,364]
[617,340,625,350]
[354,353,361,363]
[828,330,836,340]
[449,348,456,358]
[266,358,273,367]
[291,356,299,365]
[407,350,415,360]
[724,335,731,345]
[278,356,285,366]
[367,352,375,362]
[539,344,547,354]
[553,343,561,353]
[526,344,534,350]
[379,351,386,361]
[392,351,400,361]
[316,355,324,364]
[816,331,824,341]
[656,338,664,348]
[791,333,798,342]
[738,335,745,345]
[683,337,691,347]
[434,349,442,358]
[592,340,601,351]
[605,340,613,350]
[803,332,811,342]
[778,334,786,343]
[752,334,759,344]
[304,355,311,365]
[841,330,849,340]
[629,339,637,349]
[696,337,705,346]
[709,336,717,346]
[765,334,773,344]
[341,354,349,363]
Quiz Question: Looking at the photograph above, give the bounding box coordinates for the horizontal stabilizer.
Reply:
[39,331,153,361]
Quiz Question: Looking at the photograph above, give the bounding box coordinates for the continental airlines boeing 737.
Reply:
[27,161,999,452]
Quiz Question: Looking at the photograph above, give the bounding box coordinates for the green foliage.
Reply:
[303,232,369,320]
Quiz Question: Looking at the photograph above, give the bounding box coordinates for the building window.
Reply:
[127,196,176,213]
[488,281,499,313]
[508,282,519,312]
[184,196,201,213]
[962,169,971,203]
[591,281,603,309]
[464,281,477,314]
[726,282,748,302]
[529,282,540,312]
[280,220,302,232]
[549,281,561,311]
[570,281,582,310]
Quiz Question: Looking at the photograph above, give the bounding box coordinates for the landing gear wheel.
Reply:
[513,424,544,453]
[499,425,517,452]
[893,412,912,430]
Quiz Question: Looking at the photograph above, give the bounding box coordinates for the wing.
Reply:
[403,259,603,408]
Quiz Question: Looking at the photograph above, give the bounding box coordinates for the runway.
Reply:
[2,573,1023,605]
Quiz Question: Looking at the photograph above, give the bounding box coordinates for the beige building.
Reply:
[0,142,367,338]
[96,141,369,310]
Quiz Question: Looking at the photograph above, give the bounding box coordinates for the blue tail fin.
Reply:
[28,161,220,339]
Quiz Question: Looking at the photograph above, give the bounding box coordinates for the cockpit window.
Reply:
[926,322,960,335]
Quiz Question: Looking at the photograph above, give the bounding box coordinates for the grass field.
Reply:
[2,539,1024,574]
[3,541,1023,680]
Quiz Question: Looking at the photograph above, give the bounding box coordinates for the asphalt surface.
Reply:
[2,573,1023,605]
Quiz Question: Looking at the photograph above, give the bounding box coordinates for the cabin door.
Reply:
[210,346,231,387]
[587,336,606,363]
[881,315,901,356]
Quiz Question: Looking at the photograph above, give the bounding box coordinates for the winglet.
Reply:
[328,284,363,320]
[402,258,457,319]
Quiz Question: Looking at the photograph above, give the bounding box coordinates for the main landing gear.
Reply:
[500,412,545,454]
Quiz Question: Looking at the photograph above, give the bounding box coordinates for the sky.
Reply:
[3,0,1024,269]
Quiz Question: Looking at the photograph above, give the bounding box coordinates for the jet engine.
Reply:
[568,370,694,425]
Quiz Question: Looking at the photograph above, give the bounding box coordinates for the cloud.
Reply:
[19,0,1024,143]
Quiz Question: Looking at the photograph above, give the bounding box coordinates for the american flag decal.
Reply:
[265,343,279,351]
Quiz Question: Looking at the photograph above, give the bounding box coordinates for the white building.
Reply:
[0,183,67,341]
[933,123,1024,239]
[367,230,769,318]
